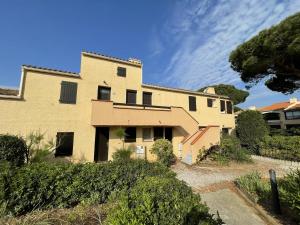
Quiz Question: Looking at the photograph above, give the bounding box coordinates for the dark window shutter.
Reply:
[189,96,196,111]
[164,127,173,141]
[143,92,152,105]
[98,86,111,100]
[154,127,164,140]
[60,81,77,104]
[220,100,226,112]
[226,101,233,114]
[117,67,126,77]
[207,98,213,107]
[55,132,74,156]
[124,127,136,142]
[126,90,137,104]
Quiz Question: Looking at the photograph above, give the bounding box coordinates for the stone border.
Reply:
[251,155,300,167]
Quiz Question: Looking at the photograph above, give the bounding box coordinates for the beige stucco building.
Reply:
[0,52,235,164]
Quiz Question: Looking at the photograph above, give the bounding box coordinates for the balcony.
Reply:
[91,100,198,134]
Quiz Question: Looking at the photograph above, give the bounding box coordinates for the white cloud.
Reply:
[150,0,300,106]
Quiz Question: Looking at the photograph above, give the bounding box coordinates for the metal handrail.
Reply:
[113,102,171,110]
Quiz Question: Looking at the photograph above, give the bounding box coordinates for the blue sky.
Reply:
[0,0,299,108]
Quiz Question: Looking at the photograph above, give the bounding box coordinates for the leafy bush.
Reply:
[0,134,27,166]
[207,135,252,165]
[280,169,300,221]
[0,159,174,216]
[236,110,269,153]
[112,147,133,161]
[107,176,222,225]
[259,135,300,161]
[235,171,270,203]
[151,139,176,166]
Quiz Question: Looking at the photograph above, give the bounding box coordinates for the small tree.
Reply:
[0,134,27,166]
[236,110,269,154]
[151,139,175,167]
[115,127,126,149]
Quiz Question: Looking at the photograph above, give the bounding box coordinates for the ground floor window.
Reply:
[222,128,229,136]
[55,132,74,157]
[125,127,136,143]
[142,128,152,141]
[154,127,173,141]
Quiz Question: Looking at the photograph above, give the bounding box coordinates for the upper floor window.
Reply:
[126,90,137,104]
[226,101,233,114]
[117,67,126,77]
[124,127,136,143]
[285,111,300,120]
[207,98,216,107]
[143,92,152,105]
[220,100,226,113]
[59,81,77,104]
[55,132,74,157]
[263,112,280,121]
[98,86,111,100]
[189,96,196,111]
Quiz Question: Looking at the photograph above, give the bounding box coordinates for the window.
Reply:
[126,90,137,104]
[124,127,136,143]
[222,128,229,136]
[165,127,173,141]
[59,81,77,104]
[226,101,233,114]
[55,132,74,156]
[154,127,164,141]
[285,111,300,120]
[143,92,152,105]
[98,86,111,100]
[189,96,196,111]
[142,128,152,141]
[207,98,214,107]
[220,100,226,112]
[263,112,280,120]
[117,67,126,77]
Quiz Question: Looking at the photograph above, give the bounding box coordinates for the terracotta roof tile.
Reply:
[23,65,79,76]
[259,102,291,111]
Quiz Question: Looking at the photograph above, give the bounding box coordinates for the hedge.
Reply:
[259,135,300,161]
[0,160,174,215]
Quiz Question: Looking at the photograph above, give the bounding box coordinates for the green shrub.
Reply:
[279,169,300,221]
[112,147,133,161]
[151,139,176,166]
[0,135,27,166]
[208,135,252,164]
[259,135,300,161]
[235,171,270,202]
[0,159,174,216]
[236,110,269,153]
[107,176,222,225]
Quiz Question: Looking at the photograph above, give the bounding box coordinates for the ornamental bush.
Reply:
[236,110,269,153]
[107,176,222,225]
[259,135,300,161]
[280,169,300,222]
[112,147,133,161]
[151,139,176,166]
[0,159,174,216]
[0,134,27,166]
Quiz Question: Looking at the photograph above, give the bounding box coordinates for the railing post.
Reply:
[269,169,281,214]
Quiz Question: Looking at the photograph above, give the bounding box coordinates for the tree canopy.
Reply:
[198,84,249,105]
[229,12,300,94]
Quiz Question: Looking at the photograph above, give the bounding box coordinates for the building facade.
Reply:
[0,52,235,164]
[258,98,300,131]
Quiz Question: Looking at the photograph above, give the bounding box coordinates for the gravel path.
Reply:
[171,157,299,225]
[172,156,299,188]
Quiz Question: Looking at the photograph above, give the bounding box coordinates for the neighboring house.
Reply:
[258,98,300,130]
[0,51,235,164]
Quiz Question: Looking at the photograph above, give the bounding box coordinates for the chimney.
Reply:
[203,87,215,94]
[248,106,256,110]
[289,97,298,103]
[128,58,142,65]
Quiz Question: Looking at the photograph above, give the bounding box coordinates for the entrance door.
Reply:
[94,127,109,162]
